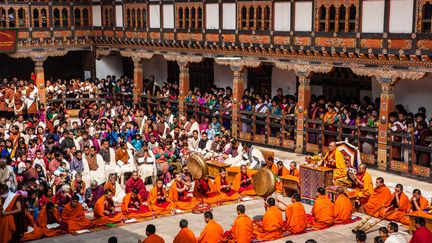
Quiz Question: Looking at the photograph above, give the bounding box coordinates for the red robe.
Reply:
[125,177,149,201]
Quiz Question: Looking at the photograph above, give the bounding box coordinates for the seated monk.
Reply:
[198,211,224,243]
[173,219,197,243]
[0,184,26,243]
[104,173,126,204]
[147,178,175,215]
[351,164,373,204]
[22,202,66,241]
[168,173,199,211]
[333,188,353,223]
[288,161,299,177]
[267,157,278,173]
[141,224,165,243]
[362,177,392,217]
[378,184,410,223]
[92,189,124,226]
[61,195,92,232]
[121,188,154,219]
[214,167,239,202]
[308,187,334,229]
[193,176,221,205]
[322,142,347,180]
[253,197,284,241]
[399,189,430,225]
[233,165,256,196]
[275,161,289,192]
[125,171,149,201]
[280,193,307,234]
[225,204,253,243]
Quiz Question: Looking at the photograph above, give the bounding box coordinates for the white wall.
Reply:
[115,5,123,27]
[163,4,174,29]
[222,3,236,30]
[389,0,413,33]
[149,5,161,29]
[362,0,385,33]
[294,1,312,31]
[96,56,123,80]
[274,2,291,31]
[92,5,102,27]
[206,3,219,29]
[214,63,234,88]
[271,68,297,96]
[143,55,168,84]
[371,74,432,114]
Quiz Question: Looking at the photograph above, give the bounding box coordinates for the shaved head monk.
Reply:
[233,165,256,196]
[378,183,410,223]
[228,204,253,243]
[308,187,334,229]
[92,189,124,226]
[275,161,289,193]
[121,188,153,219]
[141,224,165,243]
[253,197,284,241]
[352,164,373,204]
[168,173,199,211]
[322,142,347,179]
[193,175,220,205]
[61,195,93,232]
[214,167,239,202]
[0,183,25,243]
[362,177,392,217]
[173,219,197,243]
[22,202,66,241]
[283,193,307,233]
[147,178,175,215]
[333,187,353,223]
[399,189,430,225]
[198,211,224,243]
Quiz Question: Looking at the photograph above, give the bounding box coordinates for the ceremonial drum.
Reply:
[253,168,276,198]
[187,154,208,179]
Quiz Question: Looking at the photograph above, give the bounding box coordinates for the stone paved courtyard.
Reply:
[30,148,428,243]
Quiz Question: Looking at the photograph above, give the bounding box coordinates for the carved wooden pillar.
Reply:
[231,65,247,139]
[33,58,47,104]
[178,61,190,117]
[295,73,311,153]
[132,57,144,104]
[376,77,398,169]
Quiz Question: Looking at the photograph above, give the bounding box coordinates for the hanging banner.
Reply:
[0,29,18,53]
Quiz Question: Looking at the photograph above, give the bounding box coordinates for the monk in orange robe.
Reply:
[147,178,175,215]
[362,177,393,217]
[141,224,165,243]
[0,185,26,243]
[333,187,353,223]
[224,204,253,243]
[169,173,199,211]
[253,197,284,241]
[121,189,154,219]
[198,211,224,243]
[282,193,307,233]
[275,161,289,192]
[308,187,334,229]
[399,189,430,225]
[233,165,256,196]
[22,202,66,241]
[173,219,197,243]
[322,142,346,179]
[351,164,374,204]
[214,167,239,202]
[92,189,124,226]
[378,184,410,223]
[193,176,221,205]
[61,195,92,232]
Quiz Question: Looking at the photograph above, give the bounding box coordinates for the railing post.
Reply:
[295,74,311,153]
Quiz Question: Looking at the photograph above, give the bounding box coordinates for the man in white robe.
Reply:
[134,142,156,182]
[97,139,117,180]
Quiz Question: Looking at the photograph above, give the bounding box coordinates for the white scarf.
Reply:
[2,191,16,212]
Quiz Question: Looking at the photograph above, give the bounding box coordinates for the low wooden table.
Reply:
[280,175,300,197]
[206,160,230,179]
[407,212,432,234]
